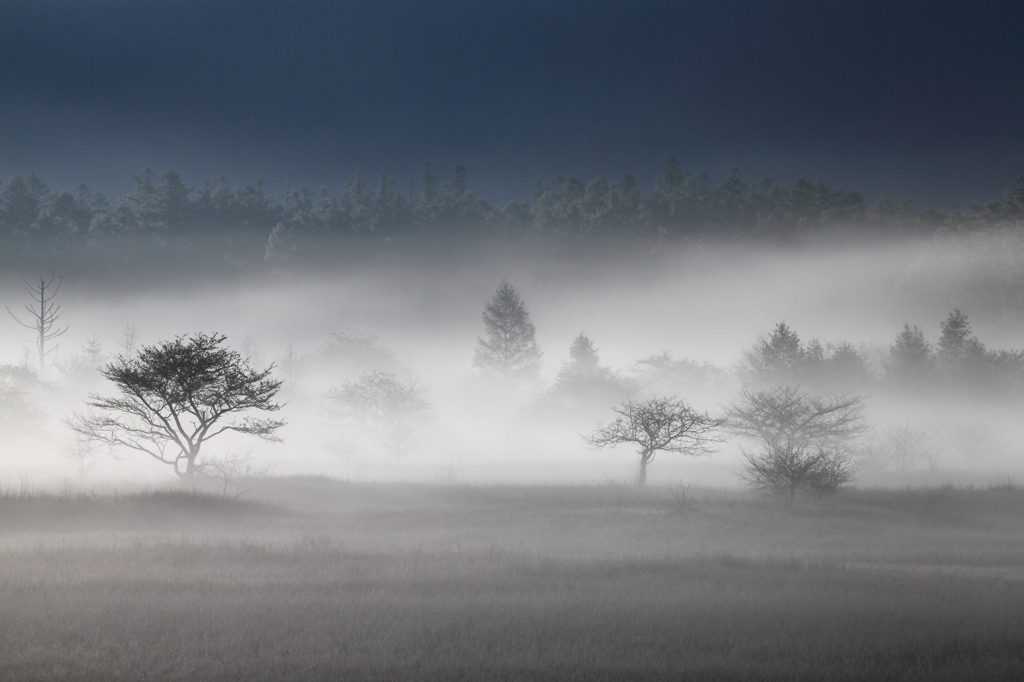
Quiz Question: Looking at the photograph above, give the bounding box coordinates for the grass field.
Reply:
[2,479,1024,680]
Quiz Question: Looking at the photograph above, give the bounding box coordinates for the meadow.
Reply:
[2,478,1024,681]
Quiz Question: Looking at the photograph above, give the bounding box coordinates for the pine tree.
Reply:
[565,332,600,377]
[742,321,804,383]
[888,323,933,388]
[473,281,542,381]
[937,308,988,383]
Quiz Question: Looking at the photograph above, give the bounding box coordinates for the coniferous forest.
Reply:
[3,163,1023,271]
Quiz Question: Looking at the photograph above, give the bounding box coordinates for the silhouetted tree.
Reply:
[0,364,41,430]
[431,165,492,236]
[5,273,69,378]
[326,371,431,458]
[742,322,804,384]
[610,173,643,233]
[372,173,413,236]
[118,168,195,232]
[631,352,729,401]
[728,385,866,499]
[821,341,872,389]
[584,397,724,486]
[307,331,399,382]
[342,174,375,234]
[68,333,285,480]
[978,176,1024,223]
[473,281,542,382]
[0,174,53,236]
[57,336,107,393]
[936,308,988,383]
[534,175,587,237]
[159,169,192,231]
[540,333,634,421]
[564,332,600,376]
[886,323,933,388]
[862,421,934,473]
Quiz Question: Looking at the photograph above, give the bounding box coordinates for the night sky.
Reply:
[1,0,1022,208]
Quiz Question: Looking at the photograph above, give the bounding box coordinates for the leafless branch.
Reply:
[584,396,725,486]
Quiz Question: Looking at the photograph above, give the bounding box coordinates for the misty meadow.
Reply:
[0,164,1023,680]
[4,0,1024,678]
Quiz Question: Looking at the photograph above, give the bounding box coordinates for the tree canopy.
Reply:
[584,397,724,486]
[473,281,543,382]
[4,161,1020,254]
[69,333,285,479]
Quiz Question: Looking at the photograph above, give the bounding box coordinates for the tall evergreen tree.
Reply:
[937,308,988,382]
[0,174,52,235]
[473,281,542,381]
[565,332,600,377]
[938,309,972,363]
[887,323,933,388]
[743,321,805,383]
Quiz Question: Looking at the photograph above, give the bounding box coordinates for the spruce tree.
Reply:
[473,281,542,381]
[565,332,600,377]
[937,308,988,383]
[888,323,933,388]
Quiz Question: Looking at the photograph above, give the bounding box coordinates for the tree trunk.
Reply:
[637,453,650,487]
[177,454,198,482]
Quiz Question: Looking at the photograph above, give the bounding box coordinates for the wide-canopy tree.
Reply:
[69,333,285,479]
[584,397,724,486]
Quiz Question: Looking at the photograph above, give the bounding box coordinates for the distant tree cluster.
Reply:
[742,311,1024,396]
[887,310,1024,393]
[4,165,1022,253]
[742,322,871,390]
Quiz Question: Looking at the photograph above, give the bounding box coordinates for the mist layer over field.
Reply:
[2,231,1024,488]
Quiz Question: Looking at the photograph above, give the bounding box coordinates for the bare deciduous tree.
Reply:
[862,421,934,473]
[6,273,69,377]
[728,385,866,499]
[742,445,856,500]
[584,397,724,486]
[325,370,431,458]
[121,318,138,361]
[197,447,275,497]
[68,333,285,480]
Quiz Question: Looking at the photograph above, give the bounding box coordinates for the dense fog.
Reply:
[3,230,1024,490]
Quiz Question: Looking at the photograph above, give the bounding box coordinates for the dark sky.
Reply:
[1,0,1022,208]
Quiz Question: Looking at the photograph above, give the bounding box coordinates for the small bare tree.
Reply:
[742,445,856,500]
[584,397,724,486]
[862,421,934,473]
[728,385,866,499]
[6,273,69,377]
[68,333,285,480]
[325,370,431,458]
[197,447,275,497]
[63,435,99,480]
[121,318,138,361]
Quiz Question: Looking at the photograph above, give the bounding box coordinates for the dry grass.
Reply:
[2,479,1024,680]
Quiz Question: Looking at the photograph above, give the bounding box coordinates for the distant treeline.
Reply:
[742,310,1024,398]
[2,161,1023,251]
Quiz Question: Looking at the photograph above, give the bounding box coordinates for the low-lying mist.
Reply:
[3,230,1024,489]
